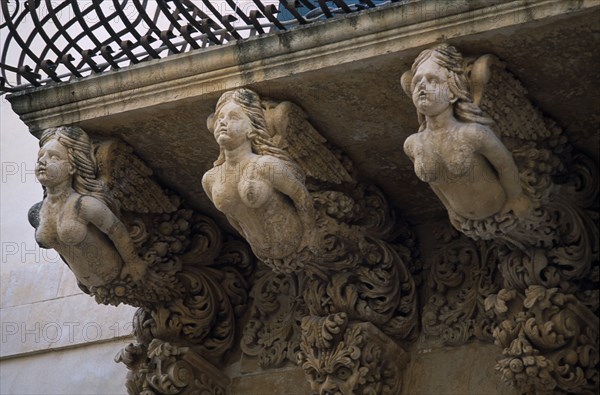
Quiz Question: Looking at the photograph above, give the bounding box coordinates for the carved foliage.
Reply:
[406,44,598,394]
[423,224,501,345]
[487,286,599,394]
[115,339,228,395]
[231,93,420,395]
[241,185,420,372]
[303,184,420,342]
[241,268,308,368]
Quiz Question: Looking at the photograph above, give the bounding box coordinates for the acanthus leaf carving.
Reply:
[423,223,501,346]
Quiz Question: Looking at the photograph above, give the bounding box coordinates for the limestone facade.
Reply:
[2,1,598,394]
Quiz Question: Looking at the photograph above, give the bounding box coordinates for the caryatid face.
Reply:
[411,57,453,117]
[35,138,74,187]
[213,101,252,150]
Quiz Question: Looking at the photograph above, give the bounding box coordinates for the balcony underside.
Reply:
[9,0,599,225]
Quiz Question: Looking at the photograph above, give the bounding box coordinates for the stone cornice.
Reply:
[8,0,597,133]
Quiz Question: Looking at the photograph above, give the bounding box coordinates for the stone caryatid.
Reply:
[403,44,599,394]
[204,88,419,393]
[202,88,352,273]
[32,126,160,290]
[401,44,532,228]
[30,126,255,395]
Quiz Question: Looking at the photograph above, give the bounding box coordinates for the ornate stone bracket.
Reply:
[403,44,599,394]
[30,126,255,395]
[203,89,420,393]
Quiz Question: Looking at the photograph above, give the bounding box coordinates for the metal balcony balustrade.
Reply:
[0,0,395,93]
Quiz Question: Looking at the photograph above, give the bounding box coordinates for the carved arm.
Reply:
[263,157,316,238]
[473,126,531,217]
[78,195,146,280]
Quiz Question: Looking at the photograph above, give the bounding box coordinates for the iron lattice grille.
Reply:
[0,0,395,93]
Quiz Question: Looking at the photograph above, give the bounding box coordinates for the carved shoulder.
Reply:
[201,168,215,201]
[460,122,500,151]
[403,133,422,160]
[76,195,118,229]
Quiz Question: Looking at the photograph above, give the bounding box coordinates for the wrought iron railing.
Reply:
[0,0,396,93]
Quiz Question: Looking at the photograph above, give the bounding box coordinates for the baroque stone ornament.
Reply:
[30,126,255,394]
[240,267,308,369]
[422,223,501,346]
[297,313,409,395]
[403,44,599,394]
[204,89,420,392]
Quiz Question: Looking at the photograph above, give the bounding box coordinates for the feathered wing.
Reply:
[95,140,176,214]
[466,54,569,205]
[467,55,557,146]
[263,100,352,184]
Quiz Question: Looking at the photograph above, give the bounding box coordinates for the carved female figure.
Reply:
[402,44,531,224]
[33,126,146,288]
[202,89,315,267]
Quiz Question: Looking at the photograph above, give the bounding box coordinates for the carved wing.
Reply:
[95,140,176,214]
[262,100,352,184]
[467,55,557,145]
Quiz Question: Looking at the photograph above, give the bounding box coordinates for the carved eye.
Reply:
[335,366,352,380]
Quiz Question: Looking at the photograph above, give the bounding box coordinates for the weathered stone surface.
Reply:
[403,343,518,395]
[230,367,311,395]
[403,43,599,394]
[0,293,136,357]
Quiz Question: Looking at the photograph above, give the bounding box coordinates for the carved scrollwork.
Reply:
[241,267,308,369]
[487,286,599,394]
[207,89,421,392]
[29,126,256,395]
[423,223,501,346]
[115,339,228,395]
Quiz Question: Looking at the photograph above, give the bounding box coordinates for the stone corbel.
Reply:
[203,88,420,393]
[30,126,255,395]
[402,44,599,394]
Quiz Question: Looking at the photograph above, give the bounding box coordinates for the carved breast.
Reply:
[57,215,88,245]
[238,178,272,209]
[412,135,475,183]
[35,197,89,248]
[35,215,58,249]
